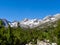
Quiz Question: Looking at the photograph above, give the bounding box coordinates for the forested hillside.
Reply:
[0,20,60,45]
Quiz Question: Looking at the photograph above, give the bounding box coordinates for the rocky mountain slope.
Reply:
[0,14,60,28]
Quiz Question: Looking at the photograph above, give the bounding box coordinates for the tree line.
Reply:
[0,20,60,45]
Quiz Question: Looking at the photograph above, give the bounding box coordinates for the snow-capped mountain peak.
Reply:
[43,15,52,20]
[20,18,41,28]
[0,13,60,28]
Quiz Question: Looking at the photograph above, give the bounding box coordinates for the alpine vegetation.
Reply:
[0,14,60,45]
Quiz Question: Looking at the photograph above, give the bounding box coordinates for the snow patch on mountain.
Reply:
[0,13,60,28]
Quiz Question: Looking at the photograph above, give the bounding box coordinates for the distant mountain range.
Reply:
[0,14,60,28]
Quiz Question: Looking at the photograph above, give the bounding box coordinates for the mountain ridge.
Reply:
[0,13,60,28]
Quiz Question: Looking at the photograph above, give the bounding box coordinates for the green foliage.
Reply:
[0,20,3,27]
[0,20,60,45]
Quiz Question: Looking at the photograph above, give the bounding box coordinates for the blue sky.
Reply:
[0,0,60,21]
